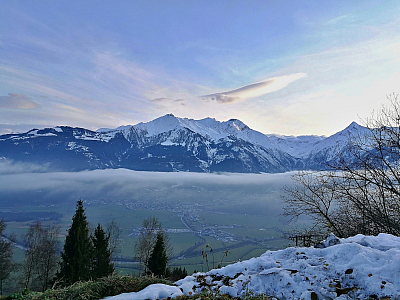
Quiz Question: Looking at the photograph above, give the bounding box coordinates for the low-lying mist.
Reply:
[0,161,294,217]
[1,161,299,271]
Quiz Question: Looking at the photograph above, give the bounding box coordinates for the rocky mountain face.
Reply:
[0,114,369,173]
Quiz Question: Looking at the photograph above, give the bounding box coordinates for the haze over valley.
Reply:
[0,162,296,273]
[2,1,400,298]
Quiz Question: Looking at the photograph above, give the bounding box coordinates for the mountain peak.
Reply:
[227,119,248,131]
[162,113,175,118]
[346,121,362,130]
[152,113,179,123]
[0,114,373,173]
[339,121,368,136]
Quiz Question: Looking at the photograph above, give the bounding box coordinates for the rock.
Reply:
[315,233,341,248]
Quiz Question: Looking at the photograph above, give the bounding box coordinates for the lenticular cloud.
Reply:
[202,73,307,103]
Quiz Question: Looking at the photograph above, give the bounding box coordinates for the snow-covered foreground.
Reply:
[104,234,400,300]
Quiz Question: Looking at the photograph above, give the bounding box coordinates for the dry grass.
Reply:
[5,275,171,300]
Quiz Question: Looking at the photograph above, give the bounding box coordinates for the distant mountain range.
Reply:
[0,114,368,173]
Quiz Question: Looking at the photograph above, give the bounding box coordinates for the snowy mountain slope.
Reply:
[302,122,371,168]
[266,134,326,158]
[104,233,400,300]
[99,114,369,159]
[0,126,131,171]
[0,114,370,173]
[98,114,370,171]
[99,114,277,150]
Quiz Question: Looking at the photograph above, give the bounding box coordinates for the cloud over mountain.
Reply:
[201,73,307,103]
[0,93,39,110]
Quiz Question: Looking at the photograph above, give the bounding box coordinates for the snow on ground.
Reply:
[102,284,183,300]
[104,233,400,300]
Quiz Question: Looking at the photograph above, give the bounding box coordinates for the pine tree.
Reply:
[147,231,168,277]
[134,217,162,276]
[92,224,114,279]
[57,200,94,285]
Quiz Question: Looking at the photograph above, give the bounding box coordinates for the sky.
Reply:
[1,1,400,136]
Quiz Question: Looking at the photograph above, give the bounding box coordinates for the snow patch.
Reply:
[103,284,183,300]
[26,131,57,137]
[106,234,400,300]
[161,139,178,146]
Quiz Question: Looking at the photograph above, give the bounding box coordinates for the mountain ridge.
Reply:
[0,114,366,173]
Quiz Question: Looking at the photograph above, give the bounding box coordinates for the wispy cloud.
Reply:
[150,98,187,107]
[0,93,39,109]
[326,14,353,26]
[201,73,307,103]
[1,1,399,137]
[151,97,169,102]
[56,104,85,113]
[94,52,156,93]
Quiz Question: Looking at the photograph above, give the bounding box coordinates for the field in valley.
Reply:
[0,168,301,275]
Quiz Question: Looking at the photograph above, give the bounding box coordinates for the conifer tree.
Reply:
[134,217,162,275]
[58,200,94,285]
[147,231,168,277]
[92,224,114,279]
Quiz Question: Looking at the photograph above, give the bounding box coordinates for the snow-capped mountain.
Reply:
[0,114,368,173]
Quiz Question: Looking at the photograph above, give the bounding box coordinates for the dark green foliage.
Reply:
[134,217,172,277]
[134,217,162,276]
[0,219,15,296]
[147,231,168,277]
[57,200,94,285]
[5,275,172,300]
[92,224,114,279]
[168,267,188,281]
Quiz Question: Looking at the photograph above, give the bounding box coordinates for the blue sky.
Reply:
[1,1,400,136]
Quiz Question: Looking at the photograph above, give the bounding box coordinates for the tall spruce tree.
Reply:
[58,200,94,285]
[92,224,114,279]
[147,231,168,277]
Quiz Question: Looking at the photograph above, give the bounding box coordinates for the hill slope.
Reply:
[105,233,400,300]
[0,114,368,173]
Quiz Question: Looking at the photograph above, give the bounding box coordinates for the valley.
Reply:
[0,168,297,275]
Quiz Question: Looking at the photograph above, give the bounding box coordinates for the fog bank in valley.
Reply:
[0,161,294,217]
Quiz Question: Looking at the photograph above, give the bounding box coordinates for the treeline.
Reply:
[0,211,62,222]
[57,200,115,286]
[0,200,186,296]
[133,216,188,280]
